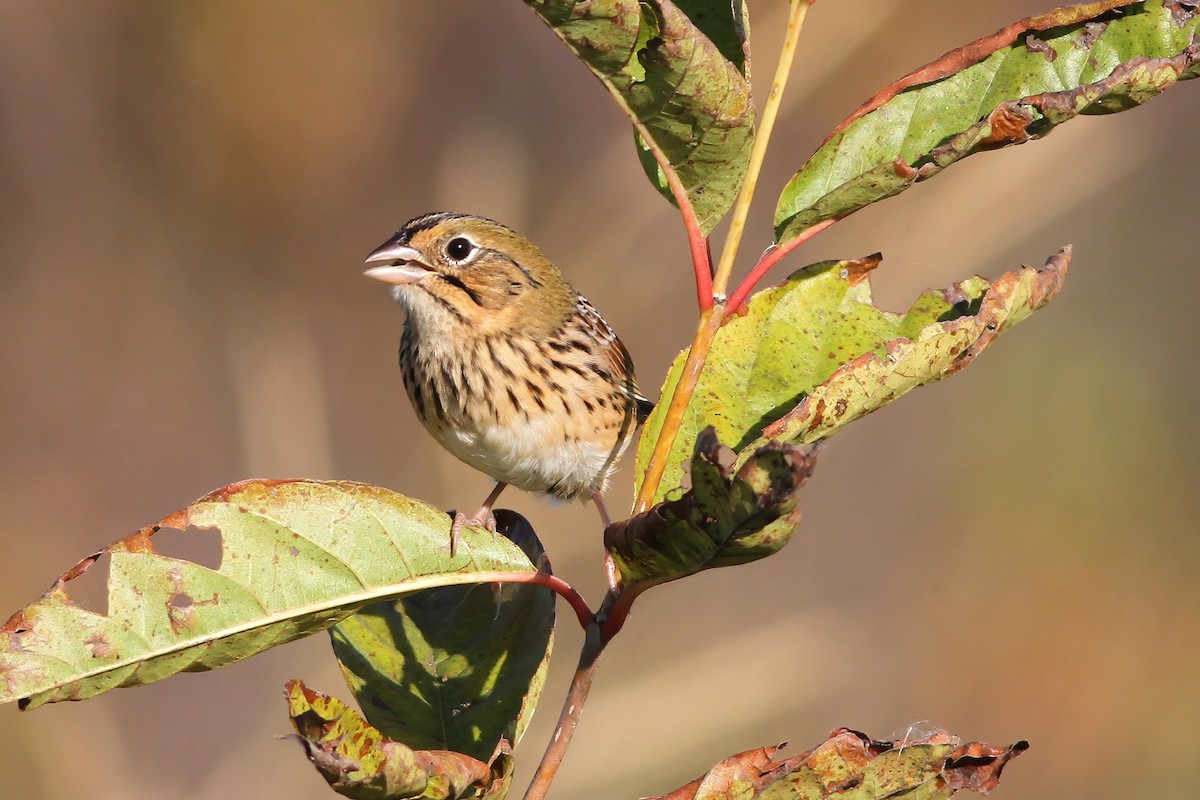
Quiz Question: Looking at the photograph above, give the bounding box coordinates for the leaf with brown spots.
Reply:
[775,0,1200,244]
[636,250,1069,504]
[0,481,544,709]
[741,249,1070,454]
[645,727,1027,800]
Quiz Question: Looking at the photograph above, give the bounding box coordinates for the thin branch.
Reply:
[711,0,813,298]
[633,308,722,513]
[522,624,607,800]
[631,121,714,311]
[724,218,837,314]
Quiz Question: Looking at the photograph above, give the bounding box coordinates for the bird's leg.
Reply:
[592,491,621,592]
[472,481,508,530]
[591,491,612,529]
[450,481,508,556]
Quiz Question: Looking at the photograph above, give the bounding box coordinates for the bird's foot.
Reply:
[449,510,498,557]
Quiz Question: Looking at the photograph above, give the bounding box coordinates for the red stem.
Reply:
[725,219,838,313]
[598,585,645,642]
[626,121,712,311]
[672,190,712,311]
[691,230,714,311]
[474,571,593,628]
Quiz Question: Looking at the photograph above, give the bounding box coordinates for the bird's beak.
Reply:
[363,241,432,285]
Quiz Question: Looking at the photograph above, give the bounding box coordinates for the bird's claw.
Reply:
[448,511,498,557]
[449,513,467,557]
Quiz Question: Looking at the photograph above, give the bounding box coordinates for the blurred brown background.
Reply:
[1,1,1197,798]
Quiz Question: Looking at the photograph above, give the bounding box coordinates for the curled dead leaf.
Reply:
[607,430,818,590]
[646,726,1027,800]
[285,679,508,800]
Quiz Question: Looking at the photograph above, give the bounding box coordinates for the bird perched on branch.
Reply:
[365,212,653,551]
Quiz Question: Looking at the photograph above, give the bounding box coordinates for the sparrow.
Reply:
[365,212,653,551]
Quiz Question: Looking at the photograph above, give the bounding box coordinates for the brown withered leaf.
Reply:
[943,741,1029,794]
[646,727,1027,800]
[657,745,784,800]
[285,679,510,800]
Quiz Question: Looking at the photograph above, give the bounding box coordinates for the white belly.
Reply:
[428,413,622,499]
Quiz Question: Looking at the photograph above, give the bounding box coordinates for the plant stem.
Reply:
[630,123,713,311]
[476,571,593,629]
[522,624,606,800]
[598,584,644,642]
[633,307,722,514]
[586,58,712,307]
[725,218,837,313]
[711,0,813,298]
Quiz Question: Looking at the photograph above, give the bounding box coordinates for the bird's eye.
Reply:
[445,237,475,262]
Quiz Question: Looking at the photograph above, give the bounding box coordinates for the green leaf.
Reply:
[607,430,816,590]
[645,728,1028,800]
[0,480,540,709]
[524,0,754,233]
[775,0,1200,244]
[330,511,554,761]
[745,249,1069,453]
[285,679,513,800]
[636,250,1069,503]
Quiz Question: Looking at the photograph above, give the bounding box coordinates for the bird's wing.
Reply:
[574,295,655,421]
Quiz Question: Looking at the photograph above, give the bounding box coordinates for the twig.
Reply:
[725,218,837,314]
[598,585,645,642]
[630,121,713,311]
[633,308,722,514]
[711,0,813,298]
[473,571,594,629]
[522,624,607,800]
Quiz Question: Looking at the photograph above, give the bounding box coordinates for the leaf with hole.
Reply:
[636,250,1069,504]
[0,480,541,709]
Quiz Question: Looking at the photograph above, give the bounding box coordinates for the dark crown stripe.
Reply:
[395,212,464,242]
[395,211,514,243]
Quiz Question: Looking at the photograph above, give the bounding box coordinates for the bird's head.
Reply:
[365,212,575,336]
